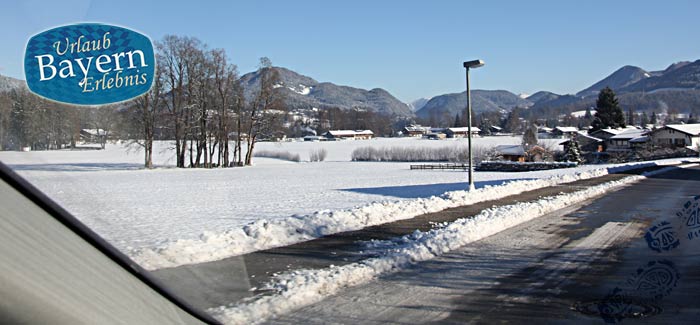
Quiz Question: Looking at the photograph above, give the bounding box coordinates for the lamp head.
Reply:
[463,59,485,69]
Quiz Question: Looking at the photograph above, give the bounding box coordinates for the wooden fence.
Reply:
[409,163,470,170]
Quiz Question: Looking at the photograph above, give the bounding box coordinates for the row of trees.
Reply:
[0,89,119,151]
[126,36,284,168]
[0,35,287,169]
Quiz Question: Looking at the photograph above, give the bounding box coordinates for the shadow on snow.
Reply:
[340,178,536,199]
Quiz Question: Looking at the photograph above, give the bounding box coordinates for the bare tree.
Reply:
[244,57,285,165]
[210,49,239,167]
[131,68,164,168]
[157,35,203,168]
[233,77,245,166]
[0,92,14,150]
[4,89,78,151]
[9,89,44,150]
[187,45,211,168]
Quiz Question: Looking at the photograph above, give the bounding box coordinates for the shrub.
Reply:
[351,145,489,163]
[253,150,301,162]
[309,148,328,162]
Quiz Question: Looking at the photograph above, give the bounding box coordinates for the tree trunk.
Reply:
[236,119,242,166]
[245,135,256,165]
[145,138,153,168]
[175,122,184,168]
[189,138,194,167]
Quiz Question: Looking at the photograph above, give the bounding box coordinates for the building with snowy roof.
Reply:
[402,125,430,137]
[80,129,108,143]
[607,128,649,151]
[588,128,624,141]
[650,124,700,149]
[322,130,374,140]
[552,126,579,138]
[537,126,553,134]
[445,127,481,138]
[559,133,603,153]
[487,125,503,134]
[495,144,526,162]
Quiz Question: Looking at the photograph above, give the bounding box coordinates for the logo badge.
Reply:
[24,23,155,105]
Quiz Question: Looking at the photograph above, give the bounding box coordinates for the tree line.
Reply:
[0,89,116,151]
[0,35,288,169]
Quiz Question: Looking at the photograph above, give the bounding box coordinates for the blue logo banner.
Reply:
[24,23,155,105]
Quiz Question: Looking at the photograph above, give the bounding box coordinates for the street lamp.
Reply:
[463,59,484,191]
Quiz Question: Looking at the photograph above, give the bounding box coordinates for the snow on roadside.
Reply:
[132,160,681,270]
[208,164,696,325]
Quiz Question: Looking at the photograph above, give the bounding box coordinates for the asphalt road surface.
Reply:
[268,165,700,324]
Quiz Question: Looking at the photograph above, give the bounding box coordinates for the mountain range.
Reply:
[3,58,700,121]
[239,67,414,117]
[0,67,414,117]
[415,59,700,120]
[415,90,531,120]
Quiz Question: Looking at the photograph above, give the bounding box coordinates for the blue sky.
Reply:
[2,0,699,102]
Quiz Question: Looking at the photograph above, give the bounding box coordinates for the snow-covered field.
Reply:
[0,136,684,268]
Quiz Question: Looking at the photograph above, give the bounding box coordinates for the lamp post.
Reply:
[463,59,484,191]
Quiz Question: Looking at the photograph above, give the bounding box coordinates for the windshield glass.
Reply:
[2,1,700,324]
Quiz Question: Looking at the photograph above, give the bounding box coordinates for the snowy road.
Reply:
[267,166,700,324]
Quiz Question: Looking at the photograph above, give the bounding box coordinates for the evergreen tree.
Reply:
[565,136,583,163]
[478,119,492,136]
[503,107,523,134]
[582,107,594,128]
[454,113,462,127]
[590,87,625,132]
[650,111,658,125]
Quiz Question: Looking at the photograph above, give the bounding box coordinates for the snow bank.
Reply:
[208,164,694,324]
[131,160,682,271]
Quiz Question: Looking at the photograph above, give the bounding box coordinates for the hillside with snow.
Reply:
[239,67,414,117]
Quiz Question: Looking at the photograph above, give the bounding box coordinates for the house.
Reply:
[423,132,446,140]
[402,125,430,137]
[552,126,579,138]
[480,125,503,135]
[495,145,526,162]
[629,135,651,150]
[536,126,554,139]
[488,125,503,134]
[80,129,108,143]
[322,130,374,140]
[650,124,700,148]
[537,126,553,134]
[303,135,326,142]
[429,127,447,134]
[588,128,624,141]
[559,133,603,153]
[607,128,648,151]
[445,127,481,138]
